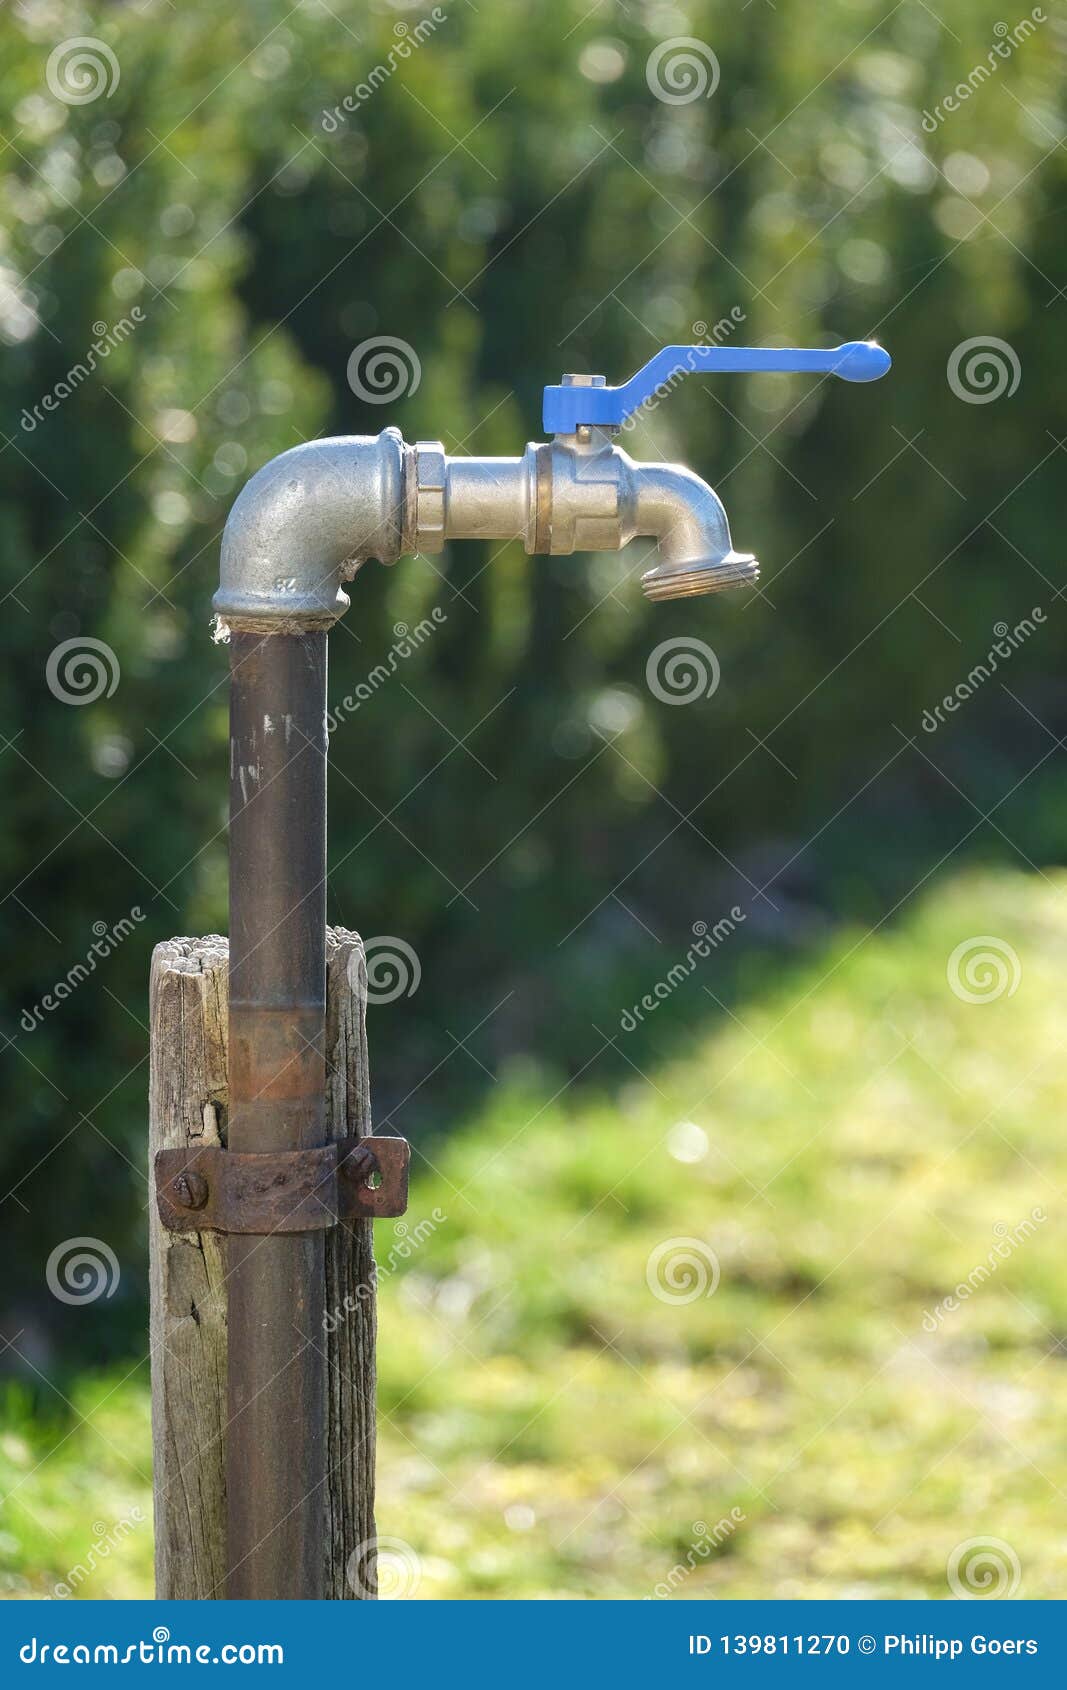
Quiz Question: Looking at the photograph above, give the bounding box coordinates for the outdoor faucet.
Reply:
[210,335,890,1598]
[214,339,891,630]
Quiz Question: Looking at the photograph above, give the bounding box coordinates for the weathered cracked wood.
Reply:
[323,928,377,1599]
[149,929,377,1599]
[149,935,228,1602]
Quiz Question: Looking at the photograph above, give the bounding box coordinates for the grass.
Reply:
[2,866,1064,1599]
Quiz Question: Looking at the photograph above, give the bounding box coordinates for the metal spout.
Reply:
[627,459,759,601]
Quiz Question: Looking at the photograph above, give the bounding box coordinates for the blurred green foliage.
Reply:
[3,867,1064,1597]
[1,0,1066,1369]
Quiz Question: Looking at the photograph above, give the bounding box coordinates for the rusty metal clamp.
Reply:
[154,1135,409,1235]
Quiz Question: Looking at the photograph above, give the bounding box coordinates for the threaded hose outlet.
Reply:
[641,552,760,601]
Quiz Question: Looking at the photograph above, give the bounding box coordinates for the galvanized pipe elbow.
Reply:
[214,429,408,632]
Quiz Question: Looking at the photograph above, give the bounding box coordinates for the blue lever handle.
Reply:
[542,341,891,433]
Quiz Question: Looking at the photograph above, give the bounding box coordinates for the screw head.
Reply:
[172,1170,209,1210]
[339,1142,378,1183]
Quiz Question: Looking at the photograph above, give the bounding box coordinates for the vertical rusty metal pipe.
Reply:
[225,631,328,1600]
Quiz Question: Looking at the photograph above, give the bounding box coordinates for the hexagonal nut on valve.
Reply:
[414,441,447,555]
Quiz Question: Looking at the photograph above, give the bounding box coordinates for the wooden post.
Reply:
[148,928,377,1599]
